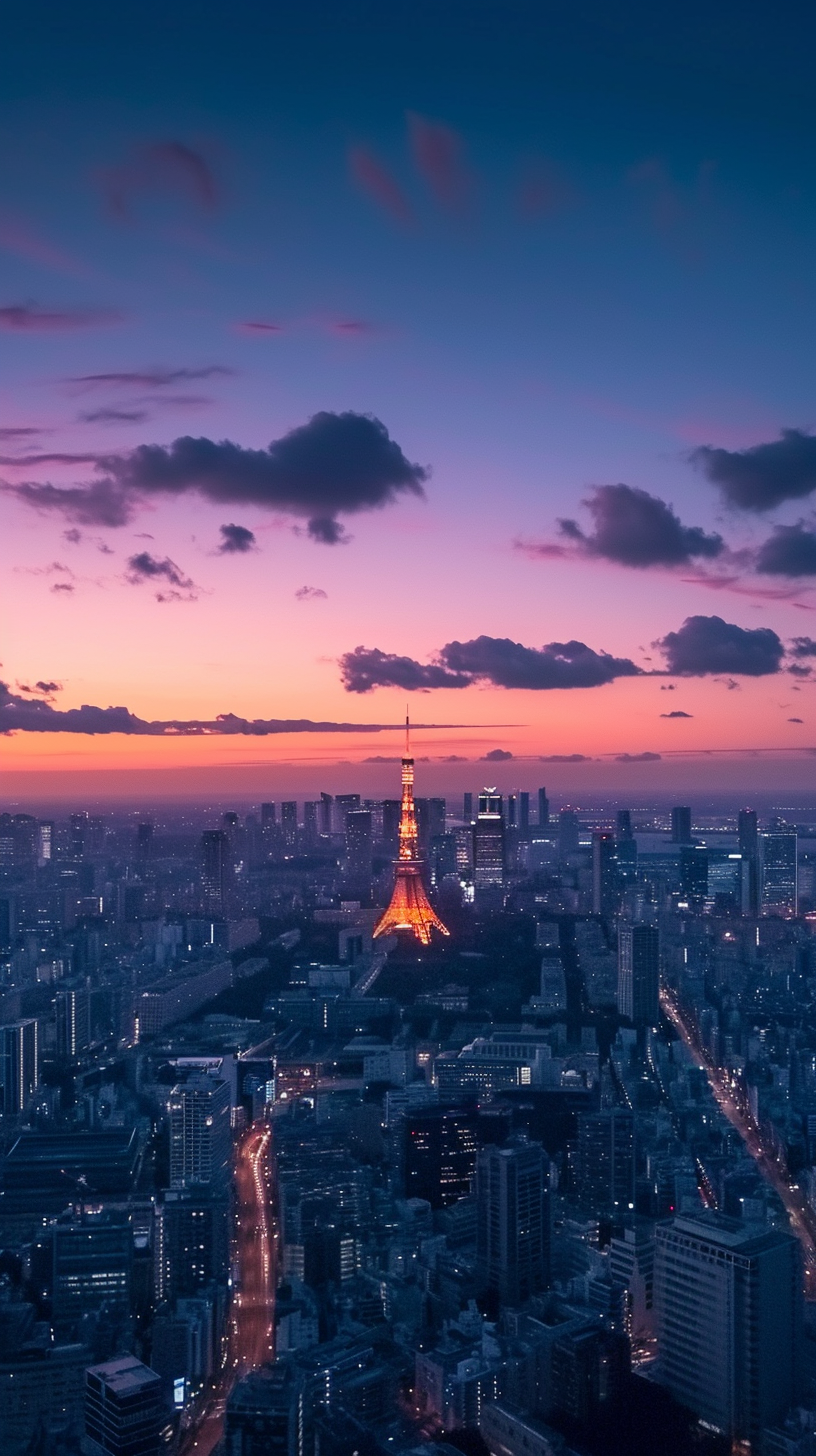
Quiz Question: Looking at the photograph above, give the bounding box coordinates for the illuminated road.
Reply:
[661,987,816,1293]
[181,1123,275,1455]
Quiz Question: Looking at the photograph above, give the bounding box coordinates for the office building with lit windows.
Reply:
[475,1136,551,1306]
[473,790,505,888]
[759,831,798,917]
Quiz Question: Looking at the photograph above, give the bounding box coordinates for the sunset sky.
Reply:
[2,0,816,798]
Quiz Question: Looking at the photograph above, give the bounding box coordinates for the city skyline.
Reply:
[2,1,816,794]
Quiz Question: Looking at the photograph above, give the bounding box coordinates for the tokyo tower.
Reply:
[373,717,450,946]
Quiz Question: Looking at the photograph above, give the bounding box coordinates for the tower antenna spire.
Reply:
[405,707,410,758]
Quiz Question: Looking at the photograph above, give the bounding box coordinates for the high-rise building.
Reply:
[136,822,153,863]
[654,1214,802,1442]
[374,719,449,946]
[680,845,708,903]
[344,810,373,891]
[616,809,633,841]
[402,1105,479,1208]
[507,794,518,829]
[155,1188,230,1301]
[55,986,92,1059]
[226,1363,307,1456]
[281,802,298,849]
[475,1136,551,1306]
[37,819,54,866]
[201,830,230,916]
[538,787,550,829]
[759,831,798,917]
[303,801,319,847]
[85,1355,163,1456]
[168,1072,232,1194]
[576,1110,635,1215]
[671,806,692,844]
[319,793,333,835]
[519,792,530,833]
[617,924,660,1026]
[49,1215,132,1324]
[463,792,473,823]
[0,1018,40,1115]
[473,790,505,888]
[738,808,759,915]
[592,831,618,917]
[558,809,580,857]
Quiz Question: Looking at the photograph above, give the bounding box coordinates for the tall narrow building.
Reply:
[475,1136,551,1306]
[374,719,449,946]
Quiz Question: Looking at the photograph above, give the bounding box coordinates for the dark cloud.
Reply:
[440,636,641,690]
[18,680,62,696]
[9,412,428,539]
[790,637,816,658]
[341,635,641,693]
[306,516,350,545]
[236,320,285,335]
[51,582,74,594]
[0,304,122,331]
[407,113,472,215]
[80,408,149,424]
[789,664,813,677]
[658,615,783,676]
[539,753,592,762]
[340,647,471,694]
[295,585,327,601]
[348,147,415,226]
[10,479,132,527]
[67,367,233,390]
[217,523,256,554]
[101,141,219,221]
[556,484,723,567]
[692,429,816,511]
[661,710,693,718]
[789,717,804,724]
[615,751,661,761]
[482,748,513,761]
[754,523,816,576]
[0,427,43,440]
[441,754,468,762]
[125,552,196,600]
[0,681,464,736]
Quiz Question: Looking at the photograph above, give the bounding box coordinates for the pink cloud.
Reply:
[0,213,84,275]
[100,141,219,222]
[348,146,414,226]
[516,158,576,219]
[407,113,472,216]
[0,304,123,332]
[235,320,286,335]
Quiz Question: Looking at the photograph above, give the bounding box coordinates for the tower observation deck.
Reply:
[373,718,450,946]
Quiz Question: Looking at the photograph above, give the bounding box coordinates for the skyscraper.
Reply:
[680,845,708,903]
[617,923,660,1025]
[344,809,373,893]
[374,719,449,945]
[738,807,759,915]
[592,831,618,917]
[654,1214,802,1442]
[616,809,633,840]
[463,792,473,823]
[671,806,692,844]
[576,1110,635,1215]
[538,787,550,828]
[473,790,505,888]
[519,791,530,833]
[281,801,298,849]
[759,831,798,917]
[402,1105,479,1208]
[0,1017,40,1115]
[558,809,580,857]
[475,1136,551,1306]
[168,1072,232,1194]
[85,1355,163,1456]
[201,830,230,916]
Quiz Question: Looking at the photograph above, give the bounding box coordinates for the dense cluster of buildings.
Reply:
[1,781,816,1455]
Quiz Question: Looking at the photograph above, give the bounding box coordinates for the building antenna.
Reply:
[405,707,410,758]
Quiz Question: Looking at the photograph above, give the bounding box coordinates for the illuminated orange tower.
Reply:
[373,716,450,946]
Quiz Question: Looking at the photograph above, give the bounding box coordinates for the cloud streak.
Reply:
[100,141,219,221]
[0,681,473,736]
[348,146,415,226]
[407,113,472,215]
[0,304,123,332]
